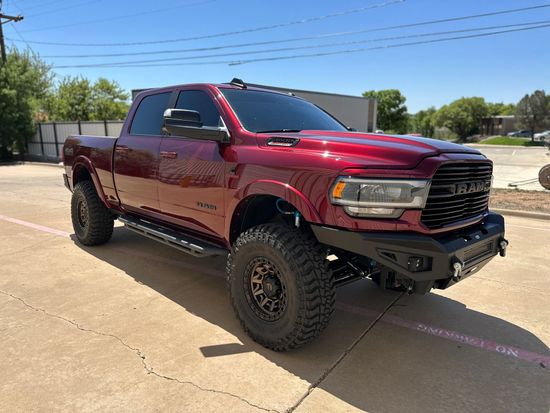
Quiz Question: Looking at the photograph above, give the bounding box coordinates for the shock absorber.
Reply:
[275,198,301,228]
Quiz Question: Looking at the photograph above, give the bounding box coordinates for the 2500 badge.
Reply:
[197,201,217,211]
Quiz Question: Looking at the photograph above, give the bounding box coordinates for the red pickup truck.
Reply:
[63,79,507,350]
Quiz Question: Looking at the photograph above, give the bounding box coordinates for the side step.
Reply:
[119,215,227,258]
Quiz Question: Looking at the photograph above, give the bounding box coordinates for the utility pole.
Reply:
[0,0,24,65]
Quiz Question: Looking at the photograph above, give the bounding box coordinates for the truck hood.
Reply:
[261,130,483,169]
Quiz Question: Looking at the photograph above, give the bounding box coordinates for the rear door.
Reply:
[114,91,172,215]
[158,88,226,238]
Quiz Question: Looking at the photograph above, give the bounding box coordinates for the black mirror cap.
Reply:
[347,126,357,132]
[164,108,203,127]
[163,121,230,144]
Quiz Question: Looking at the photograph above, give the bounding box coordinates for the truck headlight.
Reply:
[329,178,431,218]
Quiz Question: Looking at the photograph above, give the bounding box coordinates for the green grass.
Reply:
[479,136,545,146]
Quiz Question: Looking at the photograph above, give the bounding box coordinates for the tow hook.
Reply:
[451,259,464,282]
[499,239,509,257]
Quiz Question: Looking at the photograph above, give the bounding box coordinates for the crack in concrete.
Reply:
[286,292,405,413]
[0,289,279,413]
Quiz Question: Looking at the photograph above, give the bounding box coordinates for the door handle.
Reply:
[160,151,178,159]
[115,145,129,154]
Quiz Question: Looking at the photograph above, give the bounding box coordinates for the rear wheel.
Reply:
[71,181,113,246]
[227,223,335,351]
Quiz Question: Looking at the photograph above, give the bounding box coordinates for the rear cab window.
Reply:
[130,92,172,135]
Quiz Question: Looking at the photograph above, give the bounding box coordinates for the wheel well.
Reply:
[73,166,92,185]
[230,195,304,244]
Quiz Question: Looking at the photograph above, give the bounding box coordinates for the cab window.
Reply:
[176,90,221,128]
[130,92,171,135]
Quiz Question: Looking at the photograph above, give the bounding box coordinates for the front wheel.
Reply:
[71,181,114,246]
[227,223,335,351]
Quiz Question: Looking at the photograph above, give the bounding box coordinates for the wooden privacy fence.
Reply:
[26,120,124,162]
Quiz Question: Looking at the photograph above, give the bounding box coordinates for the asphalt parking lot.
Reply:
[1,164,549,412]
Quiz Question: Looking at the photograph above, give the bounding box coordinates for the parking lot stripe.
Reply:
[337,302,549,368]
[0,214,71,238]
[2,213,548,369]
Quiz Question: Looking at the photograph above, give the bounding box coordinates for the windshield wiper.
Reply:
[256,129,302,133]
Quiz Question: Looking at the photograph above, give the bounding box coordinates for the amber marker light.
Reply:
[332,181,346,199]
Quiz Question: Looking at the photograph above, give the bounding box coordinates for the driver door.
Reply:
[158,89,226,238]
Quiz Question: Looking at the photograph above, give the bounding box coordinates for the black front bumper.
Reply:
[312,213,506,289]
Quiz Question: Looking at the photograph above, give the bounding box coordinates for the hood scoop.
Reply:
[266,137,300,147]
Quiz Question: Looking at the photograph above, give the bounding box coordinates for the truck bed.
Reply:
[63,135,117,199]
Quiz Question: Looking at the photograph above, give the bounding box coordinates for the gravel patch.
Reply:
[490,188,550,214]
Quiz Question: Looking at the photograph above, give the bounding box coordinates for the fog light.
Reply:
[407,256,424,272]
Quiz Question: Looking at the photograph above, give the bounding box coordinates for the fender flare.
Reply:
[71,156,110,208]
[225,179,322,241]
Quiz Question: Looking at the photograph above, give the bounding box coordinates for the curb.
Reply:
[491,208,550,221]
[0,161,63,168]
[466,144,547,149]
[24,161,64,168]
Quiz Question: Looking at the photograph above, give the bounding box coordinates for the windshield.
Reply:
[220,89,347,133]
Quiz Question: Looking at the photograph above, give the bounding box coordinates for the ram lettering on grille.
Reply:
[421,162,493,229]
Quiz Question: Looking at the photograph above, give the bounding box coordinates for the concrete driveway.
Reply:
[468,145,549,191]
[0,164,549,412]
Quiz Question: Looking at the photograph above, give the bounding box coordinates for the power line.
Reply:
[8,0,406,46]
[38,13,550,60]
[24,0,101,18]
[9,20,32,51]
[19,0,218,33]
[48,20,550,67]
[14,0,90,13]
[230,23,550,66]
[6,2,550,48]
[51,23,550,68]
[0,0,23,64]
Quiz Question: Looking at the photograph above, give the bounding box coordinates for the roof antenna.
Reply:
[230,78,247,89]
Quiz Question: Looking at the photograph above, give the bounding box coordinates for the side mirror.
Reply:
[347,126,357,132]
[163,109,230,143]
[164,108,202,128]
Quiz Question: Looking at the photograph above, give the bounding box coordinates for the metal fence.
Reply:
[26,121,124,162]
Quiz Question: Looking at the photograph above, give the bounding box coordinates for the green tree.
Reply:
[91,78,130,120]
[434,97,488,142]
[0,48,53,160]
[363,89,408,134]
[49,76,94,121]
[515,90,549,141]
[410,107,436,137]
[487,102,516,116]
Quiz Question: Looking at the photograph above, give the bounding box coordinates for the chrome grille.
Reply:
[421,162,492,229]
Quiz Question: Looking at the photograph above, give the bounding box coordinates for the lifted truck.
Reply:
[63,79,508,351]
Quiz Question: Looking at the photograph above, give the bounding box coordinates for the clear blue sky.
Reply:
[3,0,550,112]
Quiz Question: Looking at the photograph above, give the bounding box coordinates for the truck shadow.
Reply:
[74,227,550,413]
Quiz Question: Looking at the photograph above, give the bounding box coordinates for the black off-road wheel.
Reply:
[71,181,114,246]
[227,223,335,351]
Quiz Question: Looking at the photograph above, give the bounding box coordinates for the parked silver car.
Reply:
[507,130,532,137]
[534,130,550,141]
